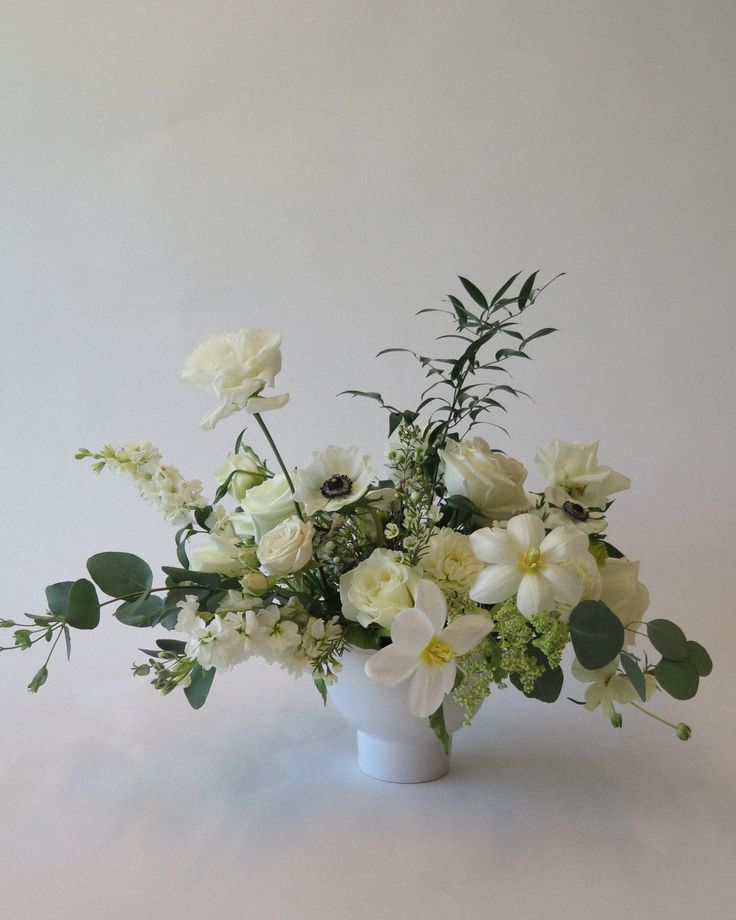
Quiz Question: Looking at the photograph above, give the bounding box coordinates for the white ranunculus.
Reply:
[215,453,268,501]
[421,527,484,594]
[340,548,421,629]
[293,445,375,515]
[230,474,299,541]
[257,515,315,575]
[188,532,245,577]
[535,439,629,510]
[600,558,649,643]
[181,328,289,430]
[438,437,529,522]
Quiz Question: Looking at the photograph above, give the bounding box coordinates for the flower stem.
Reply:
[630,702,680,731]
[253,413,304,521]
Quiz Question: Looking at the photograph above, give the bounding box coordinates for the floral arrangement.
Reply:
[3,273,712,749]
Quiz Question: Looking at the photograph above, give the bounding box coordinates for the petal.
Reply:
[539,526,588,563]
[364,646,418,687]
[516,573,552,617]
[469,528,518,565]
[245,393,290,413]
[469,565,523,605]
[442,614,493,656]
[584,683,604,711]
[407,661,455,718]
[390,607,435,654]
[413,579,447,633]
[506,513,545,550]
[539,564,583,607]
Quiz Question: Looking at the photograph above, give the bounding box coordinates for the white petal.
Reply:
[408,661,455,718]
[442,614,493,656]
[469,565,523,605]
[245,393,290,413]
[506,513,545,550]
[539,526,588,563]
[516,573,552,617]
[413,579,447,633]
[469,528,518,565]
[390,607,435,654]
[364,646,418,687]
[539,564,583,607]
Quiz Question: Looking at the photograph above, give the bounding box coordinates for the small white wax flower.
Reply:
[469,512,588,618]
[364,579,493,719]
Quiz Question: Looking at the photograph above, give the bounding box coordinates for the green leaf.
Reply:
[429,705,450,754]
[647,619,688,661]
[314,677,327,705]
[343,622,383,650]
[598,539,624,559]
[654,658,699,700]
[522,327,557,346]
[184,665,215,709]
[65,578,100,630]
[491,271,521,306]
[63,625,71,661]
[568,600,625,669]
[685,640,713,677]
[115,594,164,628]
[458,276,488,310]
[161,566,223,588]
[156,638,187,654]
[517,270,539,309]
[619,650,647,701]
[511,665,564,703]
[86,552,152,600]
[45,581,73,618]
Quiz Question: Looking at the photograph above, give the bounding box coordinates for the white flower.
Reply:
[438,437,529,522]
[563,549,603,606]
[257,515,315,575]
[600,558,649,644]
[215,453,268,501]
[293,445,375,515]
[571,656,656,720]
[421,527,484,594]
[541,484,608,534]
[364,580,493,718]
[535,439,629,509]
[181,328,289,430]
[230,474,299,540]
[188,530,245,577]
[340,548,421,629]
[175,595,250,671]
[469,513,588,618]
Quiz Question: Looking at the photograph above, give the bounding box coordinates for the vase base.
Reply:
[356,730,451,783]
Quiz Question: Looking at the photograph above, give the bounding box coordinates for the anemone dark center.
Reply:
[320,474,353,499]
[563,500,589,522]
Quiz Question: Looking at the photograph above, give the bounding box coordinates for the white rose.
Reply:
[257,515,315,575]
[189,532,245,577]
[535,439,629,509]
[216,453,267,501]
[181,328,289,430]
[422,527,483,594]
[340,548,421,629]
[230,474,299,541]
[439,437,529,522]
[562,549,603,612]
[600,558,649,642]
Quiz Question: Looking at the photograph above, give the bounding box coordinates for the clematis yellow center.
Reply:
[520,546,542,572]
[421,637,454,666]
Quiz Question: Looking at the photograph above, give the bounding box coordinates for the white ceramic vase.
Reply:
[329,647,466,783]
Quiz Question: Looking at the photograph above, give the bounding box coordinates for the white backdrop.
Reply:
[2,2,735,918]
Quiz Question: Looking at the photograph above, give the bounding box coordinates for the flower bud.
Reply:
[610,711,623,728]
[676,722,692,741]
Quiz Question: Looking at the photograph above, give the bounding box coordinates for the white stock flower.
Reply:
[340,548,421,629]
[230,474,299,540]
[535,439,629,509]
[215,453,267,501]
[469,513,588,618]
[365,579,493,718]
[438,437,529,522]
[571,656,656,720]
[257,515,315,575]
[421,528,484,594]
[181,328,289,430]
[293,445,375,515]
[600,558,650,644]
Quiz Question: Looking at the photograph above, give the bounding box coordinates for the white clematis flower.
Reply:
[571,656,656,720]
[182,328,289,430]
[469,512,588,618]
[364,579,493,718]
[293,445,375,515]
[535,439,629,509]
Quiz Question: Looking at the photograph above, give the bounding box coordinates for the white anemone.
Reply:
[364,579,493,718]
[293,445,375,514]
[469,512,588,618]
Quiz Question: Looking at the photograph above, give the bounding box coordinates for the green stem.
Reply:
[253,413,304,521]
[630,702,680,731]
[40,625,65,670]
[98,587,170,608]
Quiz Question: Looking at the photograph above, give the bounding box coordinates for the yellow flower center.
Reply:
[421,637,454,666]
[521,546,542,572]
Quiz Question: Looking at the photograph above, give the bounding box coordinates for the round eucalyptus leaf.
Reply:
[65,578,100,630]
[647,619,688,661]
[654,657,699,700]
[115,594,164,628]
[87,552,152,600]
[568,600,624,670]
[685,640,713,677]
